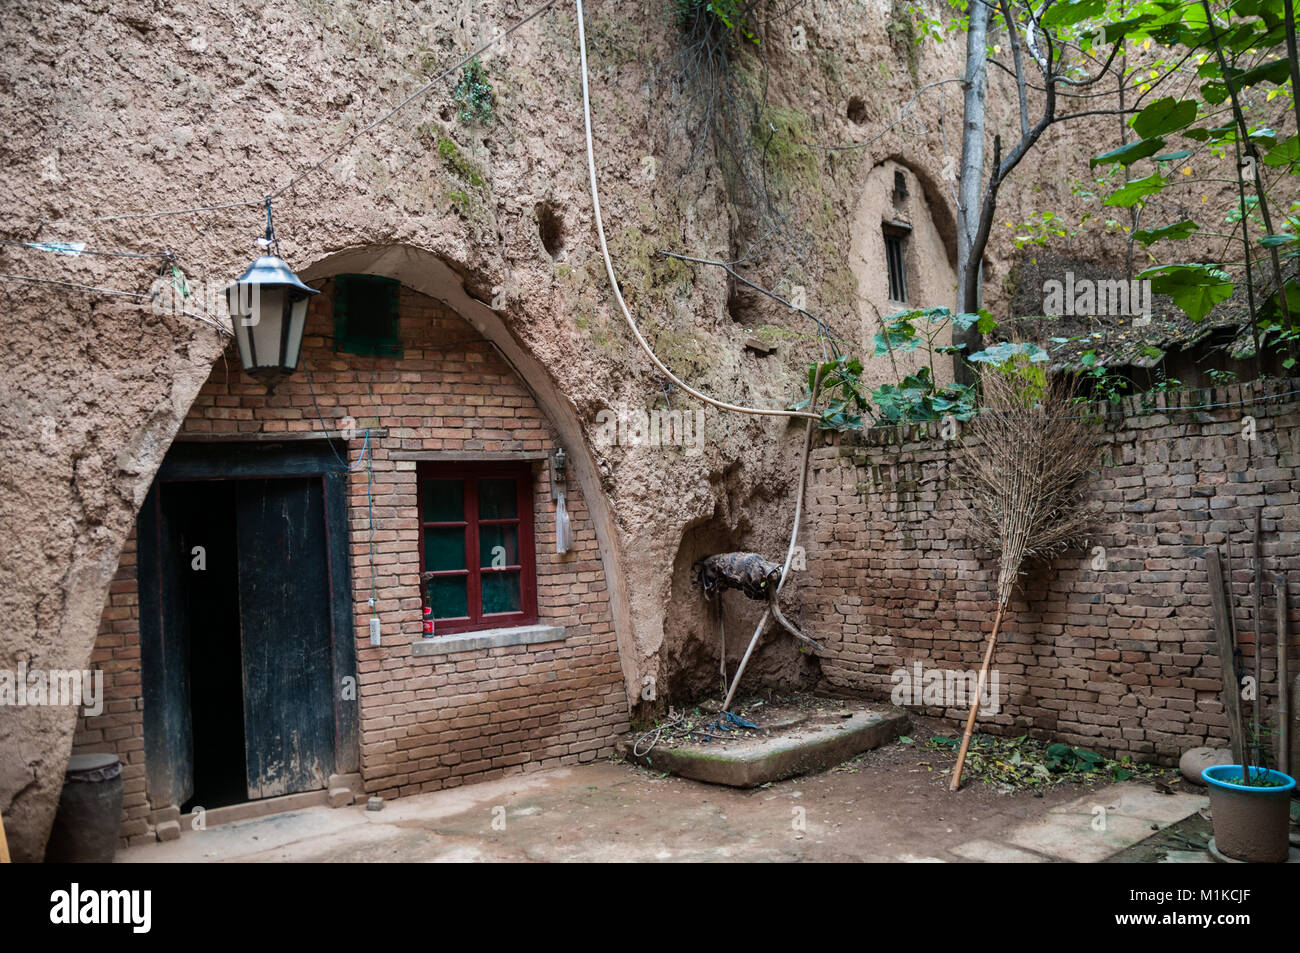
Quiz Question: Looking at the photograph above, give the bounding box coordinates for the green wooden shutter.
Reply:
[333,273,402,356]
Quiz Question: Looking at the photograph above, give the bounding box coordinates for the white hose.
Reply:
[720,369,823,712]
[574,0,819,422]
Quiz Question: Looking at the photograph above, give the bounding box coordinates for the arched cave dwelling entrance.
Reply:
[849,158,959,393]
[72,244,636,846]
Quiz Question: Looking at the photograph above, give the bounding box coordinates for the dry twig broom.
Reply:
[949,367,1098,791]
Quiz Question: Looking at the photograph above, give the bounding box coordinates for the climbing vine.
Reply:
[453,56,495,124]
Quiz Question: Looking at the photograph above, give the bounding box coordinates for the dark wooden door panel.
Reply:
[235,477,335,799]
[140,485,196,810]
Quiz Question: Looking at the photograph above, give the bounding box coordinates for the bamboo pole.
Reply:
[1276,574,1289,776]
[1251,510,1264,760]
[1207,549,1247,769]
[950,602,1006,791]
[1225,538,1241,676]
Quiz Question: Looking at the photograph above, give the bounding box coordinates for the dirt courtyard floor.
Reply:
[120,722,1208,863]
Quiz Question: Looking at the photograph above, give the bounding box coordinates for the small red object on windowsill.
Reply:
[422,606,434,636]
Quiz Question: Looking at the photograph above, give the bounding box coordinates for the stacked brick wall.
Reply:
[74,283,628,845]
[804,379,1300,763]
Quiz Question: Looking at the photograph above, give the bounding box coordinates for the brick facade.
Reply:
[805,378,1300,764]
[75,281,629,845]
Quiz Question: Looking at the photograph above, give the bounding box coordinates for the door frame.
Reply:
[138,439,359,811]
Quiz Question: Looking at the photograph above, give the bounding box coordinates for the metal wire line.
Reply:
[0,271,231,334]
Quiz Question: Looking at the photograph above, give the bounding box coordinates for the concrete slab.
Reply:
[1160,850,1212,863]
[628,707,909,788]
[950,839,1051,863]
[1047,783,1208,824]
[1005,784,1206,863]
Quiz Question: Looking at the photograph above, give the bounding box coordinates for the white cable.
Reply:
[574,0,818,422]
[0,272,230,335]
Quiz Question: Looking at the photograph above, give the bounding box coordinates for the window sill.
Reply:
[411,623,565,656]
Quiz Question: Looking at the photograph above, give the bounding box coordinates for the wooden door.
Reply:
[235,477,336,799]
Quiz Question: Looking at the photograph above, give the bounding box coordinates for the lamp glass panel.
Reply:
[249,286,286,369]
[283,294,309,370]
[227,285,255,369]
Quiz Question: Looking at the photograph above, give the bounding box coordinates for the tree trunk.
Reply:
[954,0,990,384]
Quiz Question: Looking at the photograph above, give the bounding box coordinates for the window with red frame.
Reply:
[418,462,537,635]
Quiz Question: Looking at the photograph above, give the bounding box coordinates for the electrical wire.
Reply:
[0,271,230,334]
[0,239,168,260]
[575,0,818,423]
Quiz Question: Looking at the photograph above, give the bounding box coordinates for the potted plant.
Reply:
[1202,763,1295,863]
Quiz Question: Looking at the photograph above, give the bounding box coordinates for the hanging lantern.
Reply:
[224,198,318,385]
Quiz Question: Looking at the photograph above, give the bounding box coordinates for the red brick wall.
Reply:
[74,282,628,844]
[804,378,1300,764]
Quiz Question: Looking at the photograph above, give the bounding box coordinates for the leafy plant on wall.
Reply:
[453,57,495,125]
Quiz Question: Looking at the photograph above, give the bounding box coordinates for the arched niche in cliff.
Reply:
[297,243,637,698]
[848,157,960,391]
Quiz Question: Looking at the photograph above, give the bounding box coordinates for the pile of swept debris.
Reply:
[631,693,852,757]
[916,733,1181,793]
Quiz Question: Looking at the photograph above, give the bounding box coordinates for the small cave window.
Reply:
[333,274,402,357]
[883,224,910,303]
[893,170,908,200]
[536,201,566,259]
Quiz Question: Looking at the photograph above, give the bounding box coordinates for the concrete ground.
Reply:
[119,756,1206,863]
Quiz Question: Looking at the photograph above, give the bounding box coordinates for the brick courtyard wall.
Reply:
[74,282,628,845]
[805,378,1300,764]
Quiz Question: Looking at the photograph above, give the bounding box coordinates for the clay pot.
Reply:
[1202,765,1296,864]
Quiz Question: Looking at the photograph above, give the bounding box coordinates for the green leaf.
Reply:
[1132,98,1198,139]
[1258,233,1297,248]
[1200,81,1229,105]
[1132,219,1199,246]
[968,341,1049,365]
[1041,0,1105,26]
[951,308,994,332]
[1090,137,1166,168]
[1104,174,1167,207]
[1136,263,1234,321]
[1237,57,1290,87]
[1152,149,1194,162]
[1263,135,1299,168]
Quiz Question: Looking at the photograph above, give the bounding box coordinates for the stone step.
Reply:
[623,706,909,788]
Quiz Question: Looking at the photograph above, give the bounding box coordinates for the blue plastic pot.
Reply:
[1202,765,1296,863]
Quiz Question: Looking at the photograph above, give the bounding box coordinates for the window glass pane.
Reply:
[421,479,463,523]
[334,273,402,357]
[424,528,466,571]
[426,576,468,620]
[478,478,517,520]
[479,524,519,568]
[482,571,522,615]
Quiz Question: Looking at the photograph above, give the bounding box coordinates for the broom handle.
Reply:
[950,601,1006,792]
